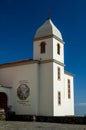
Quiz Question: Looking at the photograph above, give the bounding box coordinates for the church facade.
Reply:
[0,18,74,116]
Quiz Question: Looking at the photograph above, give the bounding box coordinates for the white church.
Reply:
[0,18,74,116]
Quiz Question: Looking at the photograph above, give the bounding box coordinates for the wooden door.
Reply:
[0,92,8,110]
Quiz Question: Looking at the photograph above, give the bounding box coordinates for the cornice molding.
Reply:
[40,59,65,67]
[0,59,65,68]
[33,34,65,44]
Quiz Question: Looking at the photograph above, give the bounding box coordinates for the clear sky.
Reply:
[0,0,86,115]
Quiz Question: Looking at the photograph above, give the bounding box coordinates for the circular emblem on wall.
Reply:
[17,84,30,100]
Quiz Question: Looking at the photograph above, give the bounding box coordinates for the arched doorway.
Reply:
[0,92,8,110]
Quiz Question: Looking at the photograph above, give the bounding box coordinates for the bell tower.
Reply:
[33,18,74,117]
[33,18,64,64]
[33,18,66,116]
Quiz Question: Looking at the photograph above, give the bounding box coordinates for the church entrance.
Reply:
[0,92,8,110]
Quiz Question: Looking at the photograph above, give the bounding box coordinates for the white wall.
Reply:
[0,63,39,115]
[53,38,64,63]
[53,62,74,116]
[34,38,64,64]
[34,38,53,60]
[39,62,53,116]
[53,62,66,116]
[64,73,74,115]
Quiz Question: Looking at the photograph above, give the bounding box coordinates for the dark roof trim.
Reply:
[0,59,39,68]
[64,71,75,77]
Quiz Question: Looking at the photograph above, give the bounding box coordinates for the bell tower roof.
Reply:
[34,18,63,40]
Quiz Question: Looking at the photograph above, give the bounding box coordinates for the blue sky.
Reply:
[0,0,86,115]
